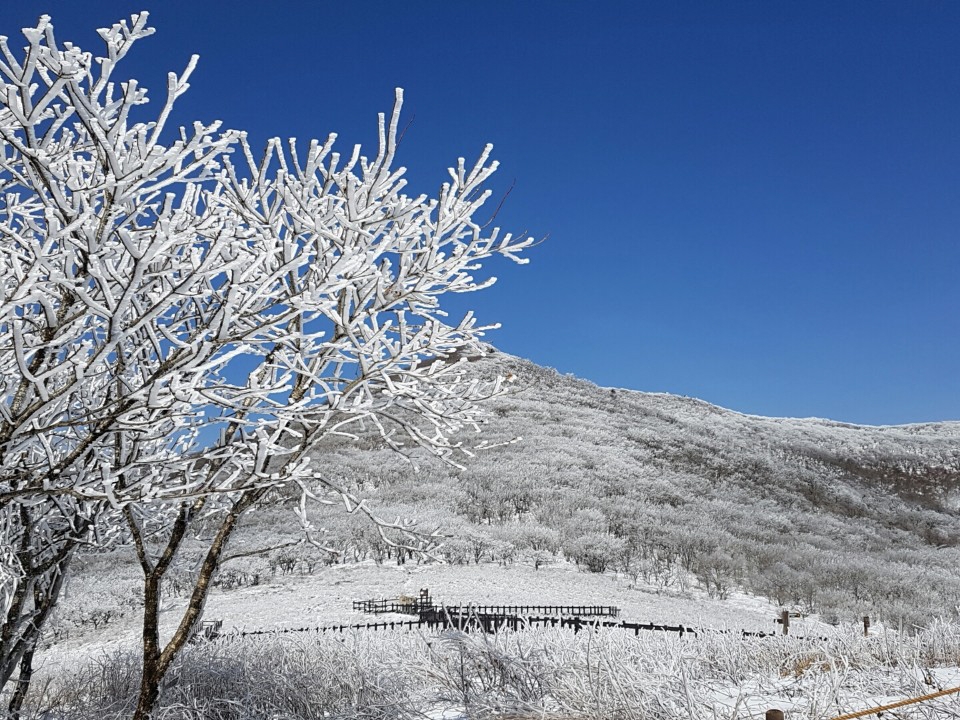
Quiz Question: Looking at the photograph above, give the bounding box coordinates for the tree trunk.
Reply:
[132,489,262,720]
[7,639,37,719]
[2,557,70,717]
[132,573,163,720]
[0,546,73,698]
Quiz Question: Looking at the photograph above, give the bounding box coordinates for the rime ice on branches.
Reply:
[0,12,533,718]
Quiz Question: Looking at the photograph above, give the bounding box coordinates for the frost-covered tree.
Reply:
[0,13,532,718]
[0,497,109,717]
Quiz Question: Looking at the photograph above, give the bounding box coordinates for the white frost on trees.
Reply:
[0,13,534,714]
[0,12,533,508]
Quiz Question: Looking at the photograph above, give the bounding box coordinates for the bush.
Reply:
[31,635,422,720]
[566,532,627,574]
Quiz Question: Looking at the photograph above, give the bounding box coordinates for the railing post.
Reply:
[766,710,784,720]
[781,610,790,635]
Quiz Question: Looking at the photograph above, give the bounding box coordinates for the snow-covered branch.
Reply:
[0,14,535,714]
[0,15,531,508]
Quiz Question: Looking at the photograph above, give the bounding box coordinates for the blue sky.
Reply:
[4,2,959,425]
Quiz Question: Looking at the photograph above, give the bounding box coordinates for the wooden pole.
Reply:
[766,710,785,720]
[863,616,870,636]
[781,610,790,635]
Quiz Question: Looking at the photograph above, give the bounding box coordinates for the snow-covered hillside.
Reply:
[226,349,960,627]
[53,349,960,649]
[30,350,960,719]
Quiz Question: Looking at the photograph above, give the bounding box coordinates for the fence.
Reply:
[188,618,224,642]
[351,599,621,618]
[432,604,620,618]
[351,599,428,615]
[218,588,788,642]
[234,619,425,637]
[453,614,695,637]
[225,609,697,639]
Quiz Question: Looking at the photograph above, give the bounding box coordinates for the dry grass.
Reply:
[16,621,960,719]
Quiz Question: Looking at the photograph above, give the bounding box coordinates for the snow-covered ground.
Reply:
[200,559,802,635]
[42,559,798,673]
[39,560,944,720]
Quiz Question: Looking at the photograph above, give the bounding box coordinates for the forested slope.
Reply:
[239,350,960,627]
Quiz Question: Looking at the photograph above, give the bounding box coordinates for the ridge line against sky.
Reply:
[2,1,958,425]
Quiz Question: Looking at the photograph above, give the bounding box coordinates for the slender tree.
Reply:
[0,13,533,717]
[0,497,108,718]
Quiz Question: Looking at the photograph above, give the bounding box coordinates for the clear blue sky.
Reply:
[4,1,959,425]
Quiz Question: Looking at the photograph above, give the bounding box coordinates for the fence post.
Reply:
[781,610,789,635]
[766,710,784,720]
[863,616,870,636]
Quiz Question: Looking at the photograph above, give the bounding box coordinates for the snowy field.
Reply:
[48,559,810,655]
[28,560,960,719]
[202,560,794,634]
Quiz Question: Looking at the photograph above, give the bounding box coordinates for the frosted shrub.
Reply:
[27,623,960,719]
[30,634,426,720]
[566,533,627,574]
